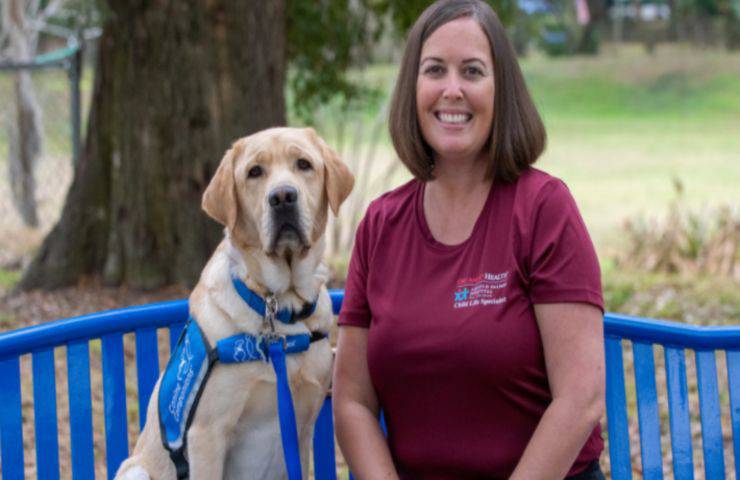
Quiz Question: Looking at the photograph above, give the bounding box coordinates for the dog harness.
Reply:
[158,277,324,479]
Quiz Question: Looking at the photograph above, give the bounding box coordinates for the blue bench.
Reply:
[0,291,737,479]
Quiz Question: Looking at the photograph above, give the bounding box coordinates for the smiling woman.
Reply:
[333,1,607,479]
[415,18,495,165]
[388,0,545,184]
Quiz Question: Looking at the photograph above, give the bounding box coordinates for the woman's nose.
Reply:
[442,72,463,100]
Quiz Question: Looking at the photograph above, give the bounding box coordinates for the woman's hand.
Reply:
[509,302,606,480]
[333,326,400,480]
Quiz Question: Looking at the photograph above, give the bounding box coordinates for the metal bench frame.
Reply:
[0,291,738,479]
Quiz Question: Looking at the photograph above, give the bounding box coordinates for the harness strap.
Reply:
[169,448,189,480]
[270,340,303,480]
[158,319,328,479]
[231,276,317,324]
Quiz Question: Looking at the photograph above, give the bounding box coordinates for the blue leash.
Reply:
[230,275,309,479]
[269,340,303,480]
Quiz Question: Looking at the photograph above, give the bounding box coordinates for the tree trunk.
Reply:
[19,0,286,290]
[576,0,607,54]
[4,0,43,227]
[725,13,740,50]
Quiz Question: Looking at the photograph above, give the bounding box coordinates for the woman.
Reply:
[333,1,606,479]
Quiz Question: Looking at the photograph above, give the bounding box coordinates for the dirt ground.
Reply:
[0,281,189,330]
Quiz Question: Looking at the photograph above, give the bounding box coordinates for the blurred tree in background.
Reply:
[20,0,287,290]
[15,0,740,291]
[17,0,536,291]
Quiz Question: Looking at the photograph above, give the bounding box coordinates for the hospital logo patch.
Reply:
[453,271,508,309]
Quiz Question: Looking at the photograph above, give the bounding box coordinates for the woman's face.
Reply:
[416,17,495,164]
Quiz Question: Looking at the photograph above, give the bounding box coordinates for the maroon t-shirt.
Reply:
[338,168,604,479]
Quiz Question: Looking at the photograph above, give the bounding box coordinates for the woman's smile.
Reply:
[416,17,495,162]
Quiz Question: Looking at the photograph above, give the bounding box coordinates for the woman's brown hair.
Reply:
[389,0,546,183]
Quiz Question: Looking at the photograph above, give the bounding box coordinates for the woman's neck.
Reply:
[430,153,491,200]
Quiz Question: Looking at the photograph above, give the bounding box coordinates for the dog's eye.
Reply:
[247,165,263,178]
[296,158,313,171]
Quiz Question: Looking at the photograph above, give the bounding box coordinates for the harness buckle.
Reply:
[265,332,287,349]
[265,295,278,333]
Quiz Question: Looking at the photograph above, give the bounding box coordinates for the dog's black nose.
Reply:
[268,186,298,208]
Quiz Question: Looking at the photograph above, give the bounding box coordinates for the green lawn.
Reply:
[521,44,740,252]
[2,43,737,305]
[310,43,740,258]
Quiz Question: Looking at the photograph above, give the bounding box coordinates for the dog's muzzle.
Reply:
[268,186,307,251]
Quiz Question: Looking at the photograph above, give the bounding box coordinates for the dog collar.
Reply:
[231,276,317,324]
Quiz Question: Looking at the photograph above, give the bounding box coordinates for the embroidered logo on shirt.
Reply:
[453,271,508,309]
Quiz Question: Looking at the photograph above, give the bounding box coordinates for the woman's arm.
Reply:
[509,302,605,480]
[333,326,399,480]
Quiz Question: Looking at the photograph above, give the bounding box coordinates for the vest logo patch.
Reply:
[169,335,195,421]
[453,271,508,309]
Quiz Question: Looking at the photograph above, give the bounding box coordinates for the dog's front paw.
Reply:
[116,465,150,480]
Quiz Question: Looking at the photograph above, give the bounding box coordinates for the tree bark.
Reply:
[576,0,607,54]
[19,0,286,290]
[4,0,43,227]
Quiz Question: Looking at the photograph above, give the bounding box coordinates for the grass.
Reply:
[1,42,737,479]
[305,43,740,328]
[602,268,740,324]
[521,44,740,253]
[3,42,738,263]
[0,268,21,291]
[305,43,740,260]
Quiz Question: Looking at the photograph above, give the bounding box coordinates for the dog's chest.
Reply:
[221,342,332,478]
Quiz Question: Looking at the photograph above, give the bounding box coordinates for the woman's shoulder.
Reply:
[514,167,566,193]
[364,178,419,223]
[509,167,573,208]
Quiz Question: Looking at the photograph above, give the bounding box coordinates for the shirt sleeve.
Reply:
[338,211,373,328]
[527,180,604,312]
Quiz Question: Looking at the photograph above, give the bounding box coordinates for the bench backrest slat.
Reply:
[696,350,726,479]
[605,336,633,480]
[1,293,739,479]
[0,357,24,480]
[169,323,184,353]
[134,328,160,430]
[632,342,664,479]
[101,333,129,479]
[32,348,60,479]
[664,346,694,479]
[67,340,95,479]
[727,350,740,479]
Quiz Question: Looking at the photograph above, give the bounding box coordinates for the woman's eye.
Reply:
[464,66,484,77]
[423,64,444,76]
[296,158,313,171]
[247,165,263,178]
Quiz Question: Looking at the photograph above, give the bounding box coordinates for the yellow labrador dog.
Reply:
[115,127,354,480]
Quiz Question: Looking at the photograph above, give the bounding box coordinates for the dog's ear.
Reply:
[308,128,355,216]
[202,143,241,230]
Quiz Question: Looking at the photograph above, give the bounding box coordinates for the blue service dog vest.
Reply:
[158,317,324,479]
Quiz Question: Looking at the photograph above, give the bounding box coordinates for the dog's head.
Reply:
[202,127,354,257]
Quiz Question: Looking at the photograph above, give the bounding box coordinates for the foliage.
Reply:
[614,179,739,280]
[602,268,740,324]
[371,0,519,34]
[286,0,522,120]
[537,16,573,55]
[286,0,383,121]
